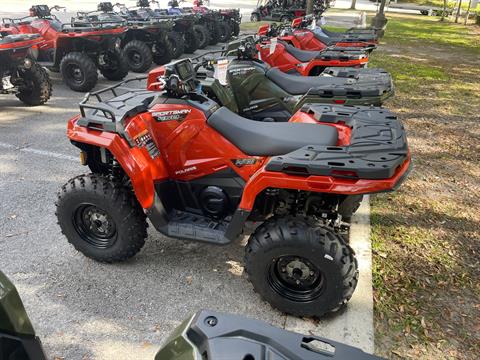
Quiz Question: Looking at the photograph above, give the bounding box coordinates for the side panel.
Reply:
[145,103,265,183]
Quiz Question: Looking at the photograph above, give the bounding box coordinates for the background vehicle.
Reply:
[181,39,392,122]
[57,59,410,317]
[75,1,174,72]
[251,0,308,22]
[257,36,369,76]
[0,32,51,105]
[0,271,384,359]
[2,5,129,92]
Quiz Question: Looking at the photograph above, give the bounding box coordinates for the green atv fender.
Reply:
[0,271,47,359]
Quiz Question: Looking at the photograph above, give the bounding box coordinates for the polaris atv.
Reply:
[1,5,129,92]
[0,270,384,359]
[251,0,307,22]
[189,0,234,42]
[56,58,411,317]
[75,1,174,72]
[172,0,228,46]
[0,32,52,105]
[151,39,392,122]
[219,8,241,38]
[281,16,378,52]
[116,0,199,58]
[256,29,369,76]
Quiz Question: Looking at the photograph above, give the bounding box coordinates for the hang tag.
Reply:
[320,17,326,25]
[310,19,317,30]
[214,59,229,86]
[269,37,278,55]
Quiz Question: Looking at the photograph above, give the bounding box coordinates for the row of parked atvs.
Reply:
[1,11,409,360]
[0,0,241,95]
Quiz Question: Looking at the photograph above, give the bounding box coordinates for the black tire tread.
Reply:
[244,215,358,318]
[123,39,153,73]
[16,62,52,106]
[55,173,147,263]
[60,52,98,92]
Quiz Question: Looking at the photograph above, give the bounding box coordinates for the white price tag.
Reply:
[2,76,14,90]
[320,17,326,25]
[214,59,229,86]
[269,37,278,55]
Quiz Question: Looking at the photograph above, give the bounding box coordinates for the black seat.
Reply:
[283,43,319,62]
[207,107,338,157]
[266,67,346,95]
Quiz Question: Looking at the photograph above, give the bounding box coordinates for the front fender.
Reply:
[67,116,169,209]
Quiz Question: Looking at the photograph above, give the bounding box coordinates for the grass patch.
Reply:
[369,13,480,360]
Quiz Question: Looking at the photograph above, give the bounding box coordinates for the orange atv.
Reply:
[56,59,411,318]
[0,31,51,105]
[2,5,129,92]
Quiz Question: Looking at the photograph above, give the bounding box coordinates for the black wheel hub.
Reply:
[73,204,117,249]
[268,255,325,302]
[67,65,84,84]
[127,50,142,66]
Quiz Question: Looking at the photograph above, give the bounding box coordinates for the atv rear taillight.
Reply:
[333,100,346,104]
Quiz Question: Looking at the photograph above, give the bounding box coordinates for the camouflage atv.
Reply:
[0,270,383,359]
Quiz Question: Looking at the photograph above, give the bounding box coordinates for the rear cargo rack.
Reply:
[266,104,409,181]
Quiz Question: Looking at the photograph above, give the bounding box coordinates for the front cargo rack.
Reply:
[77,77,156,140]
[266,104,410,181]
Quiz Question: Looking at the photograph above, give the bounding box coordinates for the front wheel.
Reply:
[245,216,358,318]
[56,174,148,263]
[123,40,153,73]
[16,62,52,106]
[60,52,98,92]
[217,21,231,43]
[193,24,210,49]
[167,31,185,59]
[99,50,129,81]
[183,28,199,54]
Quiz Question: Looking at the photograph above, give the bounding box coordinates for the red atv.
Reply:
[56,59,411,318]
[257,34,369,76]
[0,32,51,105]
[2,5,129,92]
[266,17,378,52]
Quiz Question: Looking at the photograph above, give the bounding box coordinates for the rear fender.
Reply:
[67,116,169,210]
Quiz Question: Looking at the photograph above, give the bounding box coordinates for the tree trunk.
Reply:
[464,0,472,24]
[306,0,314,14]
[455,0,463,22]
[441,0,447,21]
[351,0,357,9]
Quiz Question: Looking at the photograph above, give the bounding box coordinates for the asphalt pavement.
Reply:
[0,7,375,359]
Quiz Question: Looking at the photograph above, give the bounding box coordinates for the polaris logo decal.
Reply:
[232,158,257,167]
[175,166,197,175]
[229,67,256,75]
[151,109,192,122]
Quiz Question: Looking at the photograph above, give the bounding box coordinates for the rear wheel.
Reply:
[218,21,231,43]
[16,62,52,106]
[56,173,148,263]
[60,52,98,92]
[167,31,185,58]
[208,22,221,45]
[123,40,153,73]
[232,22,240,36]
[183,28,199,54]
[245,216,358,317]
[194,24,210,49]
[152,39,173,65]
[99,50,129,81]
